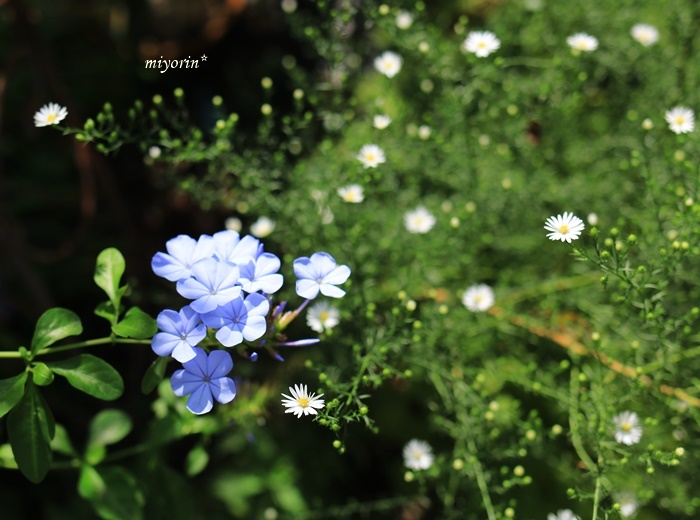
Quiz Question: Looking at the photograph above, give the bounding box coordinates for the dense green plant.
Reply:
[3,0,700,518]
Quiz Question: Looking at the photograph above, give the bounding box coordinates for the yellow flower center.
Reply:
[676,117,685,125]
[46,113,57,123]
[298,397,309,408]
[413,452,423,460]
[621,422,632,432]
[558,224,569,234]
[366,153,375,162]
[345,194,356,202]
[474,295,483,303]
[477,41,486,48]
[320,311,329,321]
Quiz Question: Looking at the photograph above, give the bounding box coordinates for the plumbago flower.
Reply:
[151,230,351,414]
[171,348,236,415]
[152,306,206,362]
[294,252,351,299]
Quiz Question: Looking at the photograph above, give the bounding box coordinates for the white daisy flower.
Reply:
[548,510,581,520]
[250,216,276,238]
[34,103,68,127]
[225,217,242,232]
[615,491,639,518]
[631,24,658,46]
[462,284,495,312]
[404,206,436,234]
[396,11,413,30]
[613,410,643,445]
[462,30,501,57]
[281,384,325,418]
[338,184,364,203]
[567,33,599,52]
[544,212,585,243]
[374,51,403,78]
[306,301,340,333]
[418,125,431,140]
[148,146,162,159]
[357,144,386,168]
[665,106,695,134]
[373,114,392,129]
[403,439,434,470]
[587,213,598,226]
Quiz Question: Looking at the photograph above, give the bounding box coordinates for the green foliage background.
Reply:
[2,0,700,518]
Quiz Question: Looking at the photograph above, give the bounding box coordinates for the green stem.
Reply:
[468,439,497,520]
[0,337,151,359]
[592,471,602,520]
[569,367,597,473]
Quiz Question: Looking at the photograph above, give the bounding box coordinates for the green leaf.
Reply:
[91,466,144,520]
[85,444,107,466]
[31,362,54,386]
[78,464,106,500]
[46,354,123,401]
[141,356,169,394]
[51,423,76,456]
[95,301,117,323]
[87,409,132,449]
[112,307,157,339]
[0,372,28,419]
[7,380,55,483]
[94,248,125,307]
[30,308,83,356]
[185,444,209,476]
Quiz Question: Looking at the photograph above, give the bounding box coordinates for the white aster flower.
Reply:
[306,301,340,333]
[418,125,431,140]
[225,217,242,232]
[337,184,364,203]
[404,206,436,234]
[631,24,659,46]
[462,284,495,312]
[34,103,68,127]
[567,33,599,52]
[148,146,162,159]
[396,11,413,30]
[665,106,695,134]
[544,212,585,243]
[250,216,276,238]
[548,510,581,520]
[587,213,598,226]
[374,51,403,78]
[357,144,386,168]
[281,384,325,418]
[403,439,434,470]
[462,30,501,57]
[613,410,643,445]
[615,491,639,518]
[373,114,392,129]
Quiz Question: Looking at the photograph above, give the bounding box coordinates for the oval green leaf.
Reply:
[32,362,54,386]
[0,372,28,419]
[141,356,169,395]
[30,308,83,356]
[185,444,209,476]
[7,380,55,483]
[78,464,106,500]
[46,354,124,401]
[112,307,157,339]
[88,409,132,449]
[92,466,145,520]
[94,248,125,306]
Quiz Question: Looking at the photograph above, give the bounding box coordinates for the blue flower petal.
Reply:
[210,377,236,404]
[152,333,182,357]
[207,349,233,378]
[296,279,320,299]
[186,384,214,415]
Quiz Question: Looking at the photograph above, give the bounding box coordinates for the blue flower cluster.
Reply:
[151,230,350,414]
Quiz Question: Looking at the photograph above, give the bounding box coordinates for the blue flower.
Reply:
[151,234,214,282]
[212,230,262,265]
[152,306,206,362]
[201,293,270,347]
[293,252,351,299]
[171,347,236,415]
[176,258,242,313]
[239,253,284,294]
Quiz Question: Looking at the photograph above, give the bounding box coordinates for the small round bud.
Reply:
[174,87,184,98]
[675,447,685,457]
[332,440,342,449]
[152,94,163,105]
[525,429,536,441]
[419,42,430,53]
[293,89,304,100]
[261,103,272,115]
[513,465,525,477]
[505,508,515,518]
[453,459,464,470]
[642,118,653,130]
[378,4,390,15]
[261,77,273,89]
[406,300,417,311]
[627,234,637,244]
[359,406,368,415]
[318,373,328,382]
[404,471,414,482]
